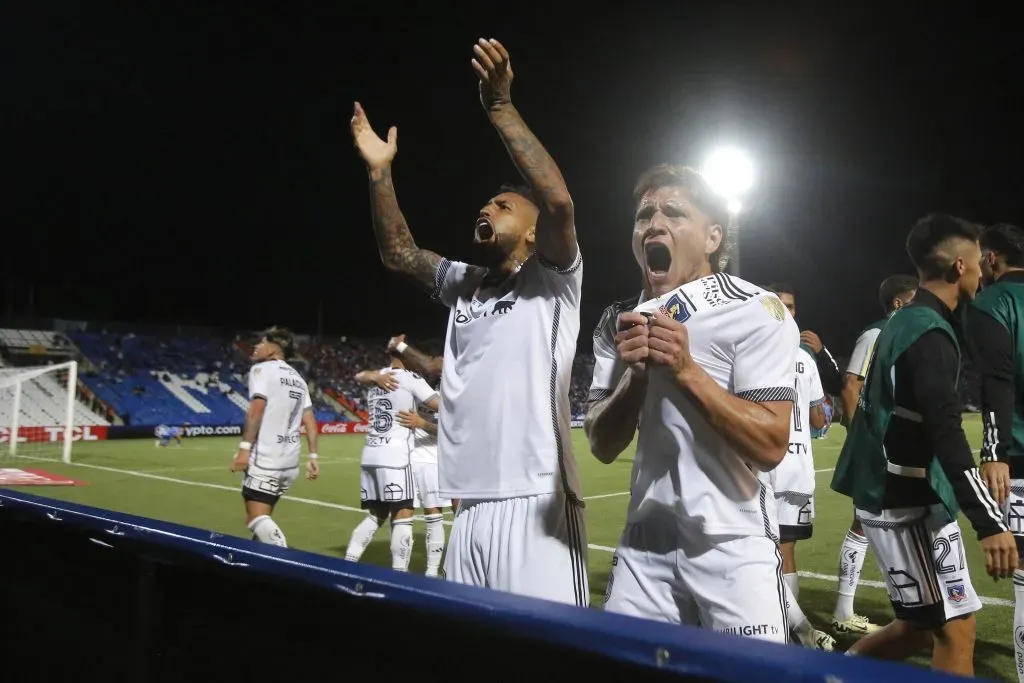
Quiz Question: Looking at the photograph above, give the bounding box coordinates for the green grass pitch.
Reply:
[2,415,1016,680]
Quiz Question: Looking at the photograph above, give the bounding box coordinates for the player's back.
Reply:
[249,359,310,471]
[363,368,437,468]
[971,276,1024,456]
[630,273,799,537]
[433,254,583,500]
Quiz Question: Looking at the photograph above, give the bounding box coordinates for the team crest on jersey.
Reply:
[760,295,786,322]
[947,583,967,603]
[662,293,691,323]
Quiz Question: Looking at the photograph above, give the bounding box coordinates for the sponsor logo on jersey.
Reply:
[760,295,786,322]
[716,624,779,637]
[492,300,515,315]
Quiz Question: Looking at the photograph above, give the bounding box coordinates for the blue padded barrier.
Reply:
[0,489,989,683]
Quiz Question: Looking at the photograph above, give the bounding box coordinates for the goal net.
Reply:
[0,361,82,463]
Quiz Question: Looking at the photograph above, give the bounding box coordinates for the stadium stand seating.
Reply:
[69,331,345,427]
[2,326,596,428]
[0,328,77,358]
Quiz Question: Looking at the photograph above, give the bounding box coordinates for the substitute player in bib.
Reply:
[830,274,917,636]
[764,284,832,650]
[230,327,320,547]
[832,215,1015,676]
[585,164,797,642]
[346,356,439,572]
[397,405,450,578]
[968,222,1024,681]
[351,39,587,604]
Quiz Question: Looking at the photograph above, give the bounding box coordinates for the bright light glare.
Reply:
[702,147,755,208]
[727,199,743,214]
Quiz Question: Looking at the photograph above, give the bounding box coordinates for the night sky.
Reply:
[7,3,1023,357]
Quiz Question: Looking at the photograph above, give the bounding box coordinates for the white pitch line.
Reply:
[583,491,630,501]
[816,468,835,473]
[5,456,1012,608]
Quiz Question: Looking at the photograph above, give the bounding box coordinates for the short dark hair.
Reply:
[766,283,795,297]
[981,223,1024,268]
[878,274,918,313]
[496,183,536,207]
[905,214,981,280]
[259,326,295,357]
[632,164,731,272]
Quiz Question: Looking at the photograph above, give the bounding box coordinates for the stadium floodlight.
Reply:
[701,146,755,209]
[701,146,756,277]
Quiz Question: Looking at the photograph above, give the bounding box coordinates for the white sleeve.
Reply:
[248,366,271,401]
[432,259,477,308]
[303,386,313,410]
[733,299,800,402]
[407,373,439,405]
[587,301,626,403]
[808,359,825,406]
[845,329,880,378]
[520,249,584,309]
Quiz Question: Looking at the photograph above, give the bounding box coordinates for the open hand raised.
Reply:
[350,101,397,170]
[471,38,513,111]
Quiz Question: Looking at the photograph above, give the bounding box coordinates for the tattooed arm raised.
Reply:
[350,102,444,294]
[472,39,577,270]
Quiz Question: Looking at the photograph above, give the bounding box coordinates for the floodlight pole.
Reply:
[728,213,741,279]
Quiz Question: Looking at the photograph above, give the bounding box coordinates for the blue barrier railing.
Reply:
[0,488,987,682]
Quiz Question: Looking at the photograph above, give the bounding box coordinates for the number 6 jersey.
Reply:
[248,358,313,471]
[362,368,439,468]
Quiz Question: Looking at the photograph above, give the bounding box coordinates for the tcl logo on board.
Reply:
[0,425,108,444]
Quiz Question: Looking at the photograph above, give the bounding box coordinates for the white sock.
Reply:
[784,572,800,602]
[834,529,868,622]
[248,515,286,547]
[1014,568,1024,683]
[345,514,382,562]
[424,514,445,577]
[390,518,413,572]
[784,579,812,636]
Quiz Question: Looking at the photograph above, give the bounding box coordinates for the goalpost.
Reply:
[0,361,79,464]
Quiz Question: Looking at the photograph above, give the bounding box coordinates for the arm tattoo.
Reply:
[488,105,570,211]
[369,168,443,293]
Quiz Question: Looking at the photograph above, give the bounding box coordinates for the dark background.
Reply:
[5,2,1022,355]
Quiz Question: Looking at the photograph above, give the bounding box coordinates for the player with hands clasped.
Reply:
[352,38,587,603]
[586,164,798,642]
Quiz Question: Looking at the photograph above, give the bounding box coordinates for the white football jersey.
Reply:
[361,368,438,468]
[846,327,881,379]
[410,393,439,464]
[766,346,824,498]
[589,273,799,537]
[433,251,582,499]
[248,359,312,471]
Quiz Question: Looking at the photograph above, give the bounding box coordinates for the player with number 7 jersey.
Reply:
[234,327,320,549]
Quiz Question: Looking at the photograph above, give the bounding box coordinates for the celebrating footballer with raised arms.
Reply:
[350,38,587,604]
[586,164,798,642]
